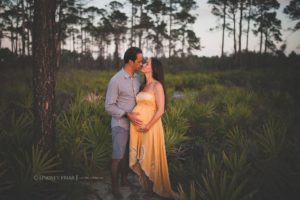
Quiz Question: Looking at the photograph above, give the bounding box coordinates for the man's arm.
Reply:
[105,79,126,118]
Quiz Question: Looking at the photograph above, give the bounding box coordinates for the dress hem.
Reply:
[130,159,178,199]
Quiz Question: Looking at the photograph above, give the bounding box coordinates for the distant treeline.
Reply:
[0,0,299,67]
[1,47,299,71]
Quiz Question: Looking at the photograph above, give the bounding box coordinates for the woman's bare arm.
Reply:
[137,82,165,132]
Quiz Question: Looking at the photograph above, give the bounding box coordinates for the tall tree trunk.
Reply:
[156,33,160,56]
[246,0,251,52]
[104,42,107,59]
[80,11,83,54]
[259,8,263,54]
[114,35,119,67]
[10,28,14,52]
[98,39,104,59]
[146,28,149,52]
[27,1,32,55]
[182,28,185,57]
[138,29,142,49]
[131,2,134,46]
[155,17,160,56]
[21,0,26,55]
[264,31,268,53]
[84,31,87,52]
[238,1,243,54]
[72,31,75,52]
[15,8,19,55]
[233,12,237,56]
[168,0,172,58]
[138,3,143,48]
[32,0,57,152]
[221,2,226,57]
[56,0,63,70]
[259,29,263,54]
[27,29,31,55]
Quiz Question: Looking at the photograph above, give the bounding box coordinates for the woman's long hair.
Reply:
[140,58,167,107]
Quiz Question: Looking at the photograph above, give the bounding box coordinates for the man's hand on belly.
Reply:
[126,112,143,127]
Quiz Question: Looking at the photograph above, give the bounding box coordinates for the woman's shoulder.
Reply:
[153,80,163,88]
[152,81,164,94]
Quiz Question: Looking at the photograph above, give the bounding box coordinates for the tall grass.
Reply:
[1,66,299,199]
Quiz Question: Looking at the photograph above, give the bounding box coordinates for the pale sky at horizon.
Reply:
[2,0,300,57]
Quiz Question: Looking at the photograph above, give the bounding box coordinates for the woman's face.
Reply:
[141,58,152,74]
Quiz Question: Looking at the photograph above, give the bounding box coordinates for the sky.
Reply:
[2,0,300,57]
[88,0,300,57]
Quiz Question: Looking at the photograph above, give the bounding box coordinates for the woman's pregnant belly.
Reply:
[132,103,155,125]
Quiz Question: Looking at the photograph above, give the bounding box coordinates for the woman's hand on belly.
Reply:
[136,123,150,133]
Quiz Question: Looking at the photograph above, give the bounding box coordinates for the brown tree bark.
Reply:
[10,25,14,52]
[264,30,268,53]
[138,3,143,49]
[168,0,173,58]
[114,35,120,67]
[259,8,263,54]
[21,0,26,56]
[246,0,252,52]
[15,9,19,55]
[233,12,237,56]
[27,0,33,55]
[238,1,243,54]
[131,2,134,46]
[221,2,226,58]
[56,0,64,70]
[32,0,57,152]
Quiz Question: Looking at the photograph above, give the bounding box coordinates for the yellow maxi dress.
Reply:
[129,91,178,199]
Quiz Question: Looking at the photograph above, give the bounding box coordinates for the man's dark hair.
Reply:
[124,47,142,64]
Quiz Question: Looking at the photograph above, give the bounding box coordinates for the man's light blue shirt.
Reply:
[105,68,140,130]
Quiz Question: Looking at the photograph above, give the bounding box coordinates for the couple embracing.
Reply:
[105,47,178,199]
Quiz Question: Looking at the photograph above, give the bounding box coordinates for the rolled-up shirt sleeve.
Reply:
[105,79,126,118]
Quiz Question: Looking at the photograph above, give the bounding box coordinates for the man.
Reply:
[105,47,143,199]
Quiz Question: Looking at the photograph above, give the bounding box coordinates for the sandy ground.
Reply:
[86,172,165,200]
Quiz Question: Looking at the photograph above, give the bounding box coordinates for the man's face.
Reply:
[132,53,143,71]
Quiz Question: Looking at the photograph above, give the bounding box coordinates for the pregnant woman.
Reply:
[129,58,178,199]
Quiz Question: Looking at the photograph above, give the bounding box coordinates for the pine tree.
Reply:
[173,0,199,57]
[252,0,280,54]
[238,0,245,54]
[284,0,300,31]
[208,0,227,57]
[145,0,168,56]
[107,1,128,67]
[32,0,57,152]
[227,0,238,56]
[262,11,282,53]
[245,0,254,52]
